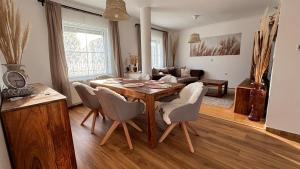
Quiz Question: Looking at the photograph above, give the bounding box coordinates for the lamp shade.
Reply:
[188,33,201,43]
[103,0,130,21]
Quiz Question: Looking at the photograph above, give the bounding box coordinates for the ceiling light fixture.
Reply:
[192,14,201,20]
[103,0,130,21]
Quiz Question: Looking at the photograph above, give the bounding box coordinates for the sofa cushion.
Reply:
[190,69,205,79]
[177,77,198,84]
[168,68,177,76]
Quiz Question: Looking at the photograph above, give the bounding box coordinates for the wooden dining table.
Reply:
[90,78,185,148]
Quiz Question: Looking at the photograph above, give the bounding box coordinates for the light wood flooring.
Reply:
[69,106,300,169]
[200,104,266,129]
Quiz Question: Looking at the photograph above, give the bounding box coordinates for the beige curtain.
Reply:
[45,1,72,105]
[163,32,169,67]
[169,33,179,67]
[109,21,123,77]
[136,25,142,71]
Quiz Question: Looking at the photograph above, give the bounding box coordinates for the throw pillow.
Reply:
[181,68,191,77]
[175,66,186,77]
[152,68,159,75]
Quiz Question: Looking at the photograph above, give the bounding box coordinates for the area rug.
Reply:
[203,91,235,109]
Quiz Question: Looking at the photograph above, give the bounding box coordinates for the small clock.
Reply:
[3,71,27,89]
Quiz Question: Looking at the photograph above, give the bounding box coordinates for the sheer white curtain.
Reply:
[61,8,115,80]
[151,30,164,68]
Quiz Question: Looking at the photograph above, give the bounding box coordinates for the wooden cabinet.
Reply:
[0,84,77,169]
[234,79,253,115]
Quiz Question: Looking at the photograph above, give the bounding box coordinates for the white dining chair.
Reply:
[157,82,208,153]
[159,75,177,83]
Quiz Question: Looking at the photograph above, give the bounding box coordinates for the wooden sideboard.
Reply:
[0,84,77,169]
[234,79,253,115]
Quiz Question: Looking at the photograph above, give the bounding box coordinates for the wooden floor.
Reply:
[69,106,300,169]
[200,104,266,129]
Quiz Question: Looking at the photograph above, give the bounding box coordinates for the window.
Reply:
[151,30,164,68]
[63,23,111,81]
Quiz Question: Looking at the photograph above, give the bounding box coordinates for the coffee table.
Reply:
[199,79,228,98]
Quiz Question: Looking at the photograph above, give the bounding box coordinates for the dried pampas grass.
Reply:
[0,0,30,64]
[253,7,280,84]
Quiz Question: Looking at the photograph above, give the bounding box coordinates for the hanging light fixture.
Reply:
[188,33,201,43]
[103,0,130,21]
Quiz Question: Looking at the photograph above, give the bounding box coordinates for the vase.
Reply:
[2,64,27,77]
[248,82,266,121]
[133,66,138,72]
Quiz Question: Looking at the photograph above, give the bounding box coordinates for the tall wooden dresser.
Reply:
[0,83,77,169]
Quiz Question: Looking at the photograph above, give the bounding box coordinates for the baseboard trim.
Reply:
[266,127,300,143]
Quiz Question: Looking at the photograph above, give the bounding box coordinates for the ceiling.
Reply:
[71,0,278,30]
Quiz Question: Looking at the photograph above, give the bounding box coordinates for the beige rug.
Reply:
[203,90,235,109]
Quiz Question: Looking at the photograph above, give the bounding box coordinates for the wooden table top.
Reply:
[1,83,66,113]
[90,78,185,96]
[200,79,228,85]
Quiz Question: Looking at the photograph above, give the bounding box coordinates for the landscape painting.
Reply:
[190,33,242,56]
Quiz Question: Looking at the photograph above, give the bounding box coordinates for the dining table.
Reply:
[89,78,185,148]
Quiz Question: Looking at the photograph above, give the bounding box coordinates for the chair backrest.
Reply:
[169,83,208,122]
[72,82,100,109]
[94,87,126,121]
[179,82,204,104]
[159,75,177,83]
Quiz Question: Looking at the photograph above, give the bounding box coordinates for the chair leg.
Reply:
[100,121,120,145]
[127,120,143,132]
[99,107,105,120]
[91,111,98,134]
[81,110,93,125]
[159,123,178,143]
[122,122,133,150]
[186,122,200,136]
[181,122,195,153]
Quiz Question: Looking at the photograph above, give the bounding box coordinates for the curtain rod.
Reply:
[135,24,168,33]
[37,0,103,17]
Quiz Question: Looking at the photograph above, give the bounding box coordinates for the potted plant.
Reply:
[249,8,280,121]
[0,0,30,75]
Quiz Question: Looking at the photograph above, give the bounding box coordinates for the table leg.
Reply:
[145,95,157,148]
[218,85,222,97]
[224,82,228,95]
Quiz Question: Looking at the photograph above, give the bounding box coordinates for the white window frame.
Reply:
[62,22,112,81]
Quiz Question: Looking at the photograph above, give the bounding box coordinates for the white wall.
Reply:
[266,0,300,135]
[176,16,260,87]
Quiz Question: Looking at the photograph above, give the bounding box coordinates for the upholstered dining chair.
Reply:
[73,82,105,134]
[159,75,177,83]
[157,82,208,153]
[94,87,145,150]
